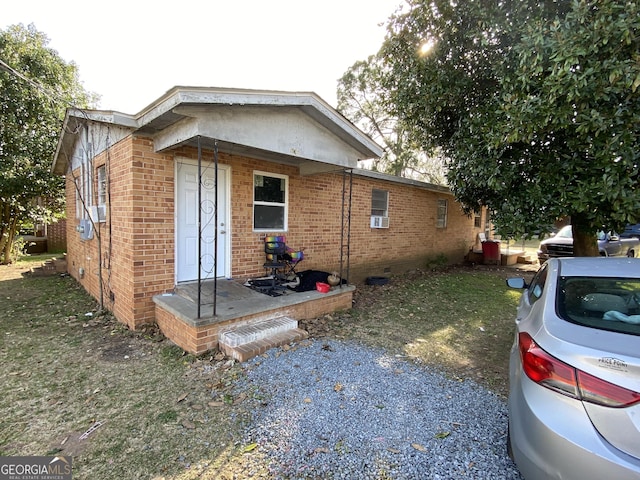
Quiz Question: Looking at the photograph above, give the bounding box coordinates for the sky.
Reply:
[2,0,405,114]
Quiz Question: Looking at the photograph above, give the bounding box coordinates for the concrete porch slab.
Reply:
[152,279,355,355]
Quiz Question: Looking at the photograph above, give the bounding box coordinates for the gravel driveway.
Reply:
[234,339,524,479]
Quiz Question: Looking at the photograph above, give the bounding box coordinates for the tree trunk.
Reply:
[571,215,599,257]
[0,203,10,264]
[2,225,16,264]
[0,203,19,264]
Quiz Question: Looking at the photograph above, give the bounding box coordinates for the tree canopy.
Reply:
[0,23,95,263]
[337,55,447,184]
[376,0,640,254]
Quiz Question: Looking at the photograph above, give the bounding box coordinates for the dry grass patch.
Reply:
[0,259,260,479]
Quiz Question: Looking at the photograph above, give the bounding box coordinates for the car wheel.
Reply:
[627,250,635,258]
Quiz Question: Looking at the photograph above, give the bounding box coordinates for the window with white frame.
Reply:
[474,210,482,228]
[370,189,390,228]
[75,163,90,219]
[97,165,107,206]
[75,175,83,219]
[253,172,288,231]
[437,199,448,228]
[371,189,388,217]
[91,164,107,223]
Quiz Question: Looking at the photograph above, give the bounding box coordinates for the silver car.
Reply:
[538,225,640,263]
[507,257,640,479]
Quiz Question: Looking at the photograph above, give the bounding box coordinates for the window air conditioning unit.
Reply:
[370,216,389,229]
[89,205,107,223]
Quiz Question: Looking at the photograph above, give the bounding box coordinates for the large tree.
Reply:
[337,55,447,184]
[0,24,95,263]
[378,0,639,255]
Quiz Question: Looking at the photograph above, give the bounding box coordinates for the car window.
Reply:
[596,231,611,241]
[555,226,573,238]
[528,263,548,304]
[558,276,640,336]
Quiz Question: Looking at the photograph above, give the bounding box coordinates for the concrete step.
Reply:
[219,316,308,362]
[517,254,536,265]
[30,257,68,277]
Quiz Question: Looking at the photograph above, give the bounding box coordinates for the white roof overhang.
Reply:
[53,86,383,176]
[52,110,137,175]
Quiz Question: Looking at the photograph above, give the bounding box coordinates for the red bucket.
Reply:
[316,282,330,293]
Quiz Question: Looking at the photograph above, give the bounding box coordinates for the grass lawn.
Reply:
[0,254,535,479]
[0,256,253,479]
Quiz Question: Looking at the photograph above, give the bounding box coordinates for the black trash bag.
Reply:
[292,270,331,292]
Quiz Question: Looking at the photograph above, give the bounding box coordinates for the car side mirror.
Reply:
[506,278,527,289]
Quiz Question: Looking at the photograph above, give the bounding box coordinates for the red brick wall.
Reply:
[65,134,482,329]
[66,136,175,329]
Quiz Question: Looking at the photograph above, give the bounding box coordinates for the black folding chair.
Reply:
[262,236,287,293]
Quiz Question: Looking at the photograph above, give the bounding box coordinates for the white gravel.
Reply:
[234,339,523,479]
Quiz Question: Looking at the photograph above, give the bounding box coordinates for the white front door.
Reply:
[176,160,229,282]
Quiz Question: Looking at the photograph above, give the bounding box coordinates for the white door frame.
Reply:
[175,158,231,282]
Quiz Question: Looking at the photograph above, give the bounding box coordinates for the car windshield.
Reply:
[558,276,640,336]
[552,226,613,241]
[555,226,573,238]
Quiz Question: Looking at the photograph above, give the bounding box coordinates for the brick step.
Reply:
[219,316,308,362]
[517,254,536,264]
[30,258,67,276]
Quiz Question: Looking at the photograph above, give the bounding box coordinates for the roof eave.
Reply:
[136,87,383,159]
[52,109,138,175]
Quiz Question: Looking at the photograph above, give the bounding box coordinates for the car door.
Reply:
[598,231,615,256]
[606,231,627,256]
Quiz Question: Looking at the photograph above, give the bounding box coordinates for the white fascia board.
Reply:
[139,87,383,160]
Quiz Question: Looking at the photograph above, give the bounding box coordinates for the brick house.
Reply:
[52,86,485,355]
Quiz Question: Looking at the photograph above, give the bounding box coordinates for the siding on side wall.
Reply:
[65,134,482,329]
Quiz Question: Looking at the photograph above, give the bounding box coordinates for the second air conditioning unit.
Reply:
[89,205,107,223]
[370,216,389,229]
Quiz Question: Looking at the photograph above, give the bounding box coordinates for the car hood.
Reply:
[540,236,573,247]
